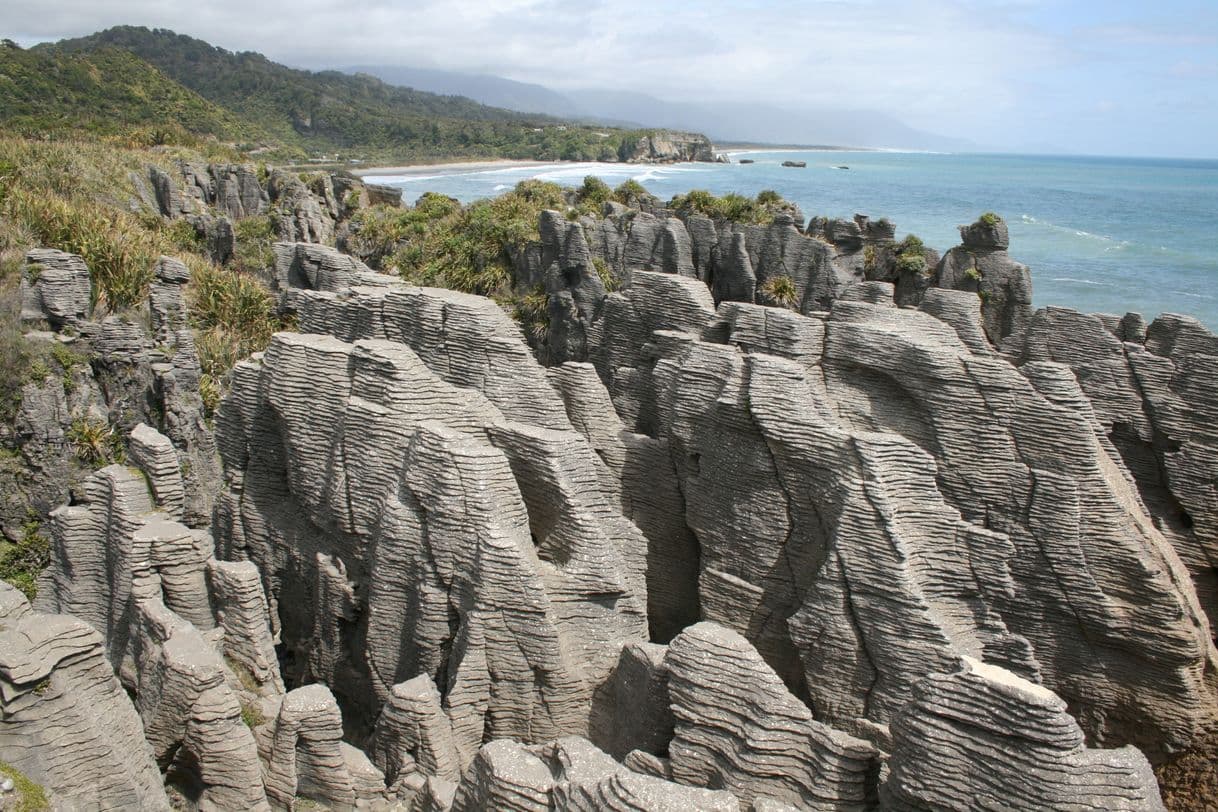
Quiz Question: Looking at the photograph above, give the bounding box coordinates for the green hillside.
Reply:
[0,41,263,143]
[36,26,670,162]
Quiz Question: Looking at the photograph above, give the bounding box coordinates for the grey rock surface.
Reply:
[1004,306,1218,635]
[665,622,879,809]
[0,582,171,810]
[588,272,1218,761]
[882,657,1166,811]
[20,248,91,329]
[212,284,649,743]
[935,214,1033,342]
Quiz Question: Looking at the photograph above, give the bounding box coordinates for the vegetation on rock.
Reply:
[0,517,49,600]
[760,275,799,307]
[0,761,50,812]
[6,26,708,165]
[668,188,792,225]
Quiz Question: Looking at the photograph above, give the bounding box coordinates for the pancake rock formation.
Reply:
[7,185,1218,810]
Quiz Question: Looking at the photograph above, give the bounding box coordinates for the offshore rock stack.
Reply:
[2,160,1217,810]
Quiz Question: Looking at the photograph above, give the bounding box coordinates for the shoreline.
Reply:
[352,159,552,178]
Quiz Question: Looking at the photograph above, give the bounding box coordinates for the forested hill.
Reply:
[15,26,711,163]
[0,40,264,143]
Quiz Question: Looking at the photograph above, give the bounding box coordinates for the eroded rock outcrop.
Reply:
[13,185,1218,810]
[1004,306,1218,636]
[935,214,1033,342]
[0,582,171,810]
[883,657,1165,811]
[31,442,281,807]
[589,273,1218,761]
[212,284,649,743]
[665,622,879,809]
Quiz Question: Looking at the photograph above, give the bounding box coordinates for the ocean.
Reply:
[364,151,1218,329]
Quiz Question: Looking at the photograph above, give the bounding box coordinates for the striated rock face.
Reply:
[268,170,337,244]
[883,657,1165,811]
[621,130,716,163]
[212,284,649,741]
[589,273,1218,761]
[0,582,171,810]
[14,187,1218,809]
[30,441,282,808]
[935,214,1033,342]
[20,248,91,329]
[1004,306,1218,636]
[665,622,879,809]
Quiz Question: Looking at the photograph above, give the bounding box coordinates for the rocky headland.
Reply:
[1,157,1216,811]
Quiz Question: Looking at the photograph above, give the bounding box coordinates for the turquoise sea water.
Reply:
[364,151,1218,329]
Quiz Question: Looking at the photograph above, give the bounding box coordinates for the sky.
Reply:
[2,0,1216,158]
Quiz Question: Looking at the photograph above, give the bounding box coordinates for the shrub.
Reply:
[392,181,563,297]
[592,257,618,292]
[979,211,1000,227]
[894,234,929,276]
[575,176,612,216]
[895,253,928,275]
[612,179,648,207]
[232,215,276,273]
[965,266,984,283]
[760,275,798,308]
[188,261,282,410]
[161,217,204,253]
[509,285,550,343]
[4,188,160,311]
[668,188,787,225]
[240,700,267,729]
[0,517,50,600]
[68,418,125,467]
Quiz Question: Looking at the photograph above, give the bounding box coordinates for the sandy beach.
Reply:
[351,159,552,178]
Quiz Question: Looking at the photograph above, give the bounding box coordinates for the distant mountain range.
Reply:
[1,26,708,163]
[345,64,976,152]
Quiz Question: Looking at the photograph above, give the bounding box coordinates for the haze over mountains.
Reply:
[346,64,977,152]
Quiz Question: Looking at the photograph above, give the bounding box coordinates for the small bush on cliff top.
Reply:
[894,234,928,276]
[574,175,612,216]
[612,179,649,207]
[979,211,1000,226]
[668,188,789,225]
[391,180,563,297]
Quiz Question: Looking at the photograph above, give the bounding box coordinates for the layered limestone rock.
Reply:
[32,452,281,806]
[9,248,221,529]
[935,214,1033,342]
[263,684,383,808]
[1004,306,1218,635]
[621,130,716,163]
[212,283,649,742]
[665,622,879,809]
[0,582,171,810]
[446,737,741,812]
[20,248,91,329]
[268,170,338,244]
[882,657,1166,810]
[588,273,1218,761]
[149,255,191,342]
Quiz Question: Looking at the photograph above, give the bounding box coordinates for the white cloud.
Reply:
[0,0,1064,123]
[1,0,1215,155]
